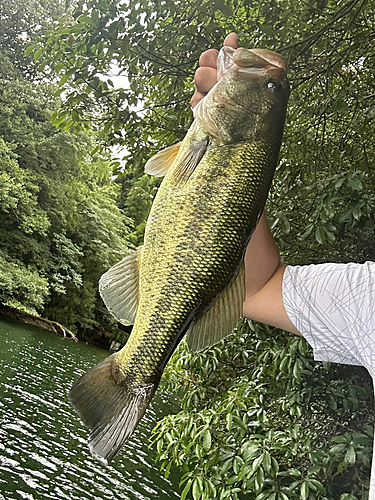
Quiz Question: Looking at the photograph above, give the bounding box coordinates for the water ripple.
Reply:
[0,317,181,500]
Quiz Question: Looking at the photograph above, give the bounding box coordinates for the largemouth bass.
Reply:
[69,46,290,464]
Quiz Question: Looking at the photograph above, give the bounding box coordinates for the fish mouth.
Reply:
[231,47,288,82]
[234,47,287,72]
[226,47,289,108]
[193,46,289,142]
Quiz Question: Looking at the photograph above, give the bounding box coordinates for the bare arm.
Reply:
[242,213,300,335]
[192,34,300,336]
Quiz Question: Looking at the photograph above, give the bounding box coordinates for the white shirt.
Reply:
[283,262,375,498]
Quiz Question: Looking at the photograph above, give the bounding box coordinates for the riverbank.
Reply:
[0,303,128,350]
[0,304,78,341]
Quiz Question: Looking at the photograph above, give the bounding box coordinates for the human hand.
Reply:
[190,33,239,109]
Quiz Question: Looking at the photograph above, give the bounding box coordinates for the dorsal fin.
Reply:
[172,137,209,187]
[98,247,143,325]
[144,142,181,177]
[186,264,245,352]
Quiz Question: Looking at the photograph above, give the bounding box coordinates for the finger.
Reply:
[223,32,239,49]
[190,91,206,108]
[194,66,217,93]
[191,35,239,109]
[199,49,219,69]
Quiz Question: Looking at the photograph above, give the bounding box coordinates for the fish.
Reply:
[69,46,290,465]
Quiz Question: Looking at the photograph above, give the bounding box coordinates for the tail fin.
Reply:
[69,354,157,465]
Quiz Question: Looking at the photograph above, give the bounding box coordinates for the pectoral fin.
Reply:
[172,137,209,187]
[186,264,245,352]
[144,142,181,177]
[99,247,142,325]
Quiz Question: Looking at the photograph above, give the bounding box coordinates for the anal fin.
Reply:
[99,247,142,325]
[187,264,245,352]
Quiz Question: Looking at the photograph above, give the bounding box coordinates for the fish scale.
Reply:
[69,46,290,465]
[116,138,276,382]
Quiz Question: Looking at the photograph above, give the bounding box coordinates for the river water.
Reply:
[0,317,181,500]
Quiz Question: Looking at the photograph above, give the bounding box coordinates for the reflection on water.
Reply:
[0,317,181,500]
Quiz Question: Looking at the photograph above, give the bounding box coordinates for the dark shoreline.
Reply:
[0,304,78,342]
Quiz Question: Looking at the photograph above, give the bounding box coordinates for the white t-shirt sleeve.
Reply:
[282,262,375,373]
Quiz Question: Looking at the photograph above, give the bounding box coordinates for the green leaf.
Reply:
[287,468,301,477]
[262,452,271,473]
[192,476,203,500]
[348,177,363,191]
[58,73,70,87]
[301,481,309,500]
[203,430,212,451]
[352,204,362,221]
[221,458,233,475]
[315,227,325,245]
[293,360,301,381]
[55,62,65,72]
[256,466,264,490]
[233,416,247,432]
[121,37,129,55]
[308,479,325,494]
[25,45,35,56]
[181,479,192,500]
[205,479,216,498]
[227,413,233,431]
[330,443,346,455]
[254,491,272,500]
[54,88,64,98]
[345,446,356,465]
[351,433,370,445]
[280,218,291,234]
[33,48,43,62]
[252,455,263,473]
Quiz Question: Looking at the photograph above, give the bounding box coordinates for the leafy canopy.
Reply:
[0,0,133,342]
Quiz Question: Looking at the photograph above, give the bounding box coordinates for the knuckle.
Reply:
[199,49,219,68]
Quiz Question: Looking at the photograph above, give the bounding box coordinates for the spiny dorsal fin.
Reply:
[172,137,209,187]
[144,142,181,177]
[69,354,157,464]
[186,263,245,352]
[99,247,142,325]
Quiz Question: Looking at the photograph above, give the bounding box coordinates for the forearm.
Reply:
[244,212,281,299]
[243,213,300,335]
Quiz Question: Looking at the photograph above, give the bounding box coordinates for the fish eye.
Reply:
[266,80,280,92]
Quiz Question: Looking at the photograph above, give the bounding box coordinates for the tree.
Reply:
[0,0,65,80]
[153,321,373,500]
[36,0,374,258]
[0,0,133,341]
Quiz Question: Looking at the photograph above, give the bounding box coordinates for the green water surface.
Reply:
[0,316,181,500]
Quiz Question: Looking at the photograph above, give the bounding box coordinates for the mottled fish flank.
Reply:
[69,46,290,464]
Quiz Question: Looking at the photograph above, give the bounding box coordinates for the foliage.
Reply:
[34,0,373,157]
[0,251,49,314]
[121,173,162,246]
[0,0,132,339]
[34,0,374,257]
[0,0,65,80]
[154,320,373,500]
